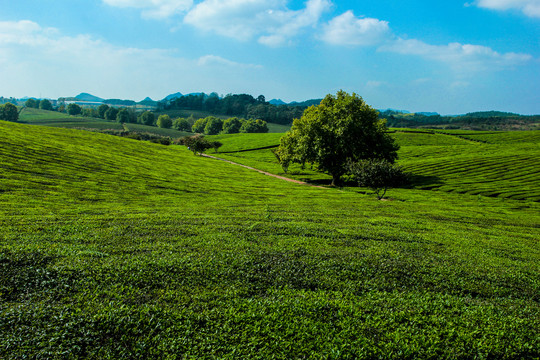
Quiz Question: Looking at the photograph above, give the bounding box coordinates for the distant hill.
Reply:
[288,99,322,107]
[269,99,286,105]
[162,92,184,102]
[103,99,136,106]
[138,97,157,106]
[464,111,520,118]
[75,93,104,102]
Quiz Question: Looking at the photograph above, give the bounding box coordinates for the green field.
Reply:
[216,130,540,201]
[1,120,539,358]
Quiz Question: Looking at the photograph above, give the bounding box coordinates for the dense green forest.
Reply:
[162,93,308,125]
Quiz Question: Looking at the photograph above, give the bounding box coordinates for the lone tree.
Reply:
[276,90,399,186]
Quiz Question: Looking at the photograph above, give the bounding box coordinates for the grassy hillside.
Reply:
[217,130,540,201]
[19,107,124,130]
[1,121,539,359]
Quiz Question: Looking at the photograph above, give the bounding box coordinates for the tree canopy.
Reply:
[276,91,399,186]
[0,103,19,122]
[66,103,82,116]
[157,114,172,129]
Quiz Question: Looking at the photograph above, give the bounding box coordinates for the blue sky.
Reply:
[0,0,539,114]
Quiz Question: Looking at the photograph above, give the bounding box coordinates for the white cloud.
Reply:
[0,20,262,99]
[102,0,193,19]
[320,11,390,46]
[197,54,262,68]
[381,38,532,71]
[473,0,540,18]
[184,0,331,46]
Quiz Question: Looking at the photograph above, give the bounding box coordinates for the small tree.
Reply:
[222,117,242,134]
[116,108,130,123]
[98,104,110,119]
[39,99,53,111]
[104,107,119,120]
[67,103,82,116]
[240,119,268,133]
[182,135,213,155]
[0,103,19,122]
[210,141,223,153]
[348,159,407,200]
[139,111,155,126]
[203,117,223,135]
[192,117,209,133]
[25,99,39,108]
[173,118,191,131]
[157,114,172,128]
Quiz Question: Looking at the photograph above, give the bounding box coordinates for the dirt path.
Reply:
[201,154,328,189]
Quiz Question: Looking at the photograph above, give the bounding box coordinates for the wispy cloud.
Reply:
[197,54,262,68]
[471,0,540,18]
[0,20,262,98]
[102,0,193,19]
[380,38,532,71]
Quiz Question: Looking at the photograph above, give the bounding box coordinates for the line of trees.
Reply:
[163,93,306,125]
[25,98,54,111]
[190,116,268,135]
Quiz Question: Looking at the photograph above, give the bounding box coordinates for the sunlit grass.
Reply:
[0,121,538,359]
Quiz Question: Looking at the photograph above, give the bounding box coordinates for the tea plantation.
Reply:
[0,120,539,359]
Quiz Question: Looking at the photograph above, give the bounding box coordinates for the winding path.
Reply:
[201,154,328,189]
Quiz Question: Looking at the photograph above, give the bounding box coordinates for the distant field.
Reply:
[20,108,291,135]
[122,123,191,138]
[0,120,538,359]
[19,108,124,130]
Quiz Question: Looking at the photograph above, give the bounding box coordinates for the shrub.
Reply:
[67,103,82,116]
[173,118,191,131]
[348,159,408,199]
[182,135,213,155]
[222,117,243,134]
[157,114,172,129]
[203,117,223,135]
[192,118,208,133]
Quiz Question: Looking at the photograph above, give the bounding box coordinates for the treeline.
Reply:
[381,110,540,130]
[163,93,307,125]
[61,103,269,134]
[24,98,54,111]
[189,116,268,135]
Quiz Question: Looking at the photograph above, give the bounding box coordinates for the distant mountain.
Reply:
[138,97,157,106]
[162,92,183,102]
[75,93,104,102]
[415,112,439,116]
[269,99,286,105]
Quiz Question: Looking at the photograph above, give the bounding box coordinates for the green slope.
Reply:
[0,121,539,359]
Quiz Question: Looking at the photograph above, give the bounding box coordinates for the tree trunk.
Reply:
[331,174,340,187]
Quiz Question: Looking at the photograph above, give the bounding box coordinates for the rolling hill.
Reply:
[0,120,539,359]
